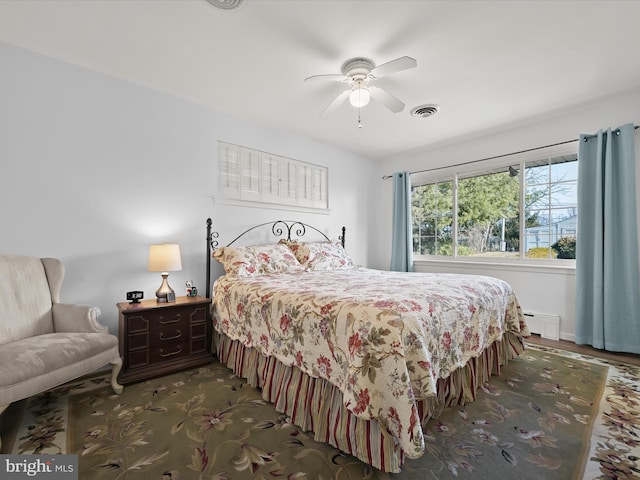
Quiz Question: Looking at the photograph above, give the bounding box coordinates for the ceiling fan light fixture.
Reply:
[349,86,370,108]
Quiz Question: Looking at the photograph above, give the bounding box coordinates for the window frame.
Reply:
[410,143,578,268]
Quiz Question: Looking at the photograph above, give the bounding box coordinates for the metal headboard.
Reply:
[205,218,346,298]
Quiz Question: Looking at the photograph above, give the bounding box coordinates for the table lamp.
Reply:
[148,243,182,302]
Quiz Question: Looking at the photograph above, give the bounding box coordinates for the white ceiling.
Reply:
[1,0,640,161]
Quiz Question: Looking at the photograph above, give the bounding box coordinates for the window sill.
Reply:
[413,257,576,275]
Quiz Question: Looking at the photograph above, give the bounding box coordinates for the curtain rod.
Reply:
[381,125,639,180]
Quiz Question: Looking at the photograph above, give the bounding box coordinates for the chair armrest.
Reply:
[52,303,107,334]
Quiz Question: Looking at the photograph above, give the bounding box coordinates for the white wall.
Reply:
[0,42,377,334]
[4,40,639,343]
[374,87,640,341]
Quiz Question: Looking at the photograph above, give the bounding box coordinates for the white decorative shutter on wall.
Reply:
[313,165,328,209]
[260,153,280,204]
[279,157,298,206]
[217,141,328,212]
[296,162,315,207]
[240,148,261,202]
[218,143,240,199]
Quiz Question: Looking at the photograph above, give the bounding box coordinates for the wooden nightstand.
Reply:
[117,295,213,384]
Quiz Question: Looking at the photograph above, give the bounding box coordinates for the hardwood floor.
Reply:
[526,334,640,366]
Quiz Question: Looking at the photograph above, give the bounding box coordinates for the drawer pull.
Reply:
[159,330,182,341]
[159,347,182,357]
[158,314,181,324]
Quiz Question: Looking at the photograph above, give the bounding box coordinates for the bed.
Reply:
[205,218,530,472]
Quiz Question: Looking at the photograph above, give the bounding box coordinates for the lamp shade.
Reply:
[148,244,182,272]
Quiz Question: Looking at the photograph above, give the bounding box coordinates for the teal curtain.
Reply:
[576,123,640,353]
[390,171,414,272]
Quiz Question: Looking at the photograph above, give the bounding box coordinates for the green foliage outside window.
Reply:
[551,236,577,259]
[457,172,519,254]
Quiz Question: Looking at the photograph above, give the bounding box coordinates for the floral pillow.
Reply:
[213,243,304,276]
[282,240,357,271]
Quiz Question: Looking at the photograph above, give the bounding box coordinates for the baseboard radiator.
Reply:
[523,311,560,341]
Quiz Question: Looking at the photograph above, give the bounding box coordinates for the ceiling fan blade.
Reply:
[370,56,417,79]
[304,73,349,83]
[319,89,350,118]
[369,86,405,113]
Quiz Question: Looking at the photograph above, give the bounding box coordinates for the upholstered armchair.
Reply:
[0,255,123,449]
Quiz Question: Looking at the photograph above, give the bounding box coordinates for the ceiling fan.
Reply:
[304,56,417,118]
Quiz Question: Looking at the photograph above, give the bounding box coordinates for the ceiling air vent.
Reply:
[206,0,246,10]
[410,104,440,118]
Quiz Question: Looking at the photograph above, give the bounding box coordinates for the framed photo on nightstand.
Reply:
[166,292,176,302]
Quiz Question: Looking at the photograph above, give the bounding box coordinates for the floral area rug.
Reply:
[2,343,638,479]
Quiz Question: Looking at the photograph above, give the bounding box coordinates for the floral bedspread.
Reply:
[212,268,529,460]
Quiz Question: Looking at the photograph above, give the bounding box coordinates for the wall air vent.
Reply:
[206,0,246,10]
[410,104,440,118]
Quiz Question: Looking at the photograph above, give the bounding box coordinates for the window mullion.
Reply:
[453,174,459,257]
[519,161,525,259]
[546,161,552,259]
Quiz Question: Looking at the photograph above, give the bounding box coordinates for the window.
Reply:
[218,142,329,211]
[457,167,520,258]
[523,155,577,259]
[412,180,454,255]
[411,153,578,261]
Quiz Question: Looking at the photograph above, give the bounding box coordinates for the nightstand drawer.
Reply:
[126,340,208,369]
[145,308,190,329]
[144,305,207,329]
[150,341,191,363]
[152,324,186,346]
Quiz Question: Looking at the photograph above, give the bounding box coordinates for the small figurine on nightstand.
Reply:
[186,280,198,297]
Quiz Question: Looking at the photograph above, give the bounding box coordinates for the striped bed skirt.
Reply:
[214,330,526,473]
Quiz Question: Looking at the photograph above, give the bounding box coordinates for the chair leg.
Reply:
[110,358,124,394]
